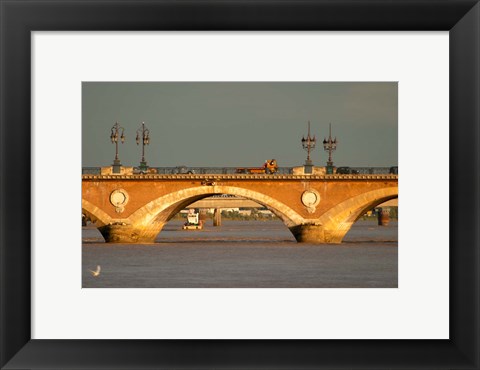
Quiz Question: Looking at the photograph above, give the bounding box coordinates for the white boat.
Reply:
[182,210,203,230]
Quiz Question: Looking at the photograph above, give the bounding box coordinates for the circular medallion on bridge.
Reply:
[301,190,320,213]
[110,189,129,213]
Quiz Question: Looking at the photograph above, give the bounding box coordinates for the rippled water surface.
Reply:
[82,220,397,288]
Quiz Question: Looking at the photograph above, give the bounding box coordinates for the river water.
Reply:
[82,219,397,288]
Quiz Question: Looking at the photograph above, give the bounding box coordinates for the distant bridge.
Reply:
[187,195,398,209]
[187,195,262,209]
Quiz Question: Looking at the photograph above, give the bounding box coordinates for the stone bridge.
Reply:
[82,173,398,244]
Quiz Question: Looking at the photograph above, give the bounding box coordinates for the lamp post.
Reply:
[301,121,316,174]
[110,121,125,174]
[136,121,150,172]
[323,123,337,174]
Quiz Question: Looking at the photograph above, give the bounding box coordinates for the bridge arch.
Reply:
[311,187,398,243]
[81,199,112,227]
[128,185,305,229]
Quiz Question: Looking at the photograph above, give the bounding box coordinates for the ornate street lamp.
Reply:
[323,123,337,174]
[110,121,125,173]
[136,121,150,172]
[301,121,316,174]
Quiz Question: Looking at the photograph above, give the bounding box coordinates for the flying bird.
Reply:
[90,265,101,277]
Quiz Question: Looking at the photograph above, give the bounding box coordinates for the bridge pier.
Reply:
[213,208,222,226]
[289,224,348,244]
[98,224,161,243]
[377,207,390,226]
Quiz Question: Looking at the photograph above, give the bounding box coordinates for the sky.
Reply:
[82,82,397,168]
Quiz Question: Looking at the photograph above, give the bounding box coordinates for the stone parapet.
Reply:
[292,166,327,175]
[100,166,134,175]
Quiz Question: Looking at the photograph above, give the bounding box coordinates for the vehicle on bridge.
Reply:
[389,166,398,174]
[336,166,360,175]
[235,159,278,174]
[173,165,195,175]
[133,167,158,175]
[182,209,203,230]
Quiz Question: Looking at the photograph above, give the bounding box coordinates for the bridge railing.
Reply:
[82,167,101,174]
[151,167,294,175]
[350,167,395,174]
[82,166,396,175]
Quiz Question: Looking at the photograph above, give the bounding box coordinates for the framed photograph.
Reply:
[1,1,479,369]
[81,81,400,290]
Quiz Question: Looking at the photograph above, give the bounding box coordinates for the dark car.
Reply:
[173,166,195,174]
[336,167,359,175]
[389,166,398,174]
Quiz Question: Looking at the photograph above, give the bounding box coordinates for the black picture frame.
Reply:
[1,1,479,369]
